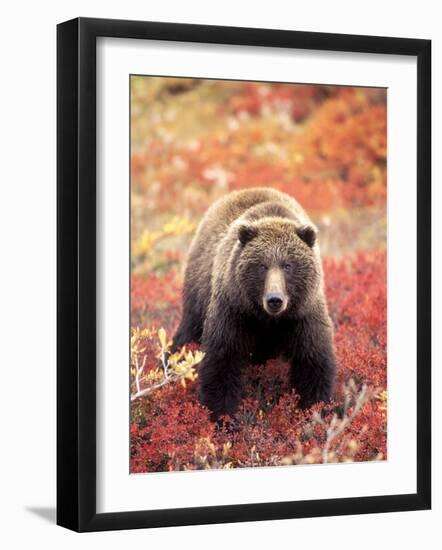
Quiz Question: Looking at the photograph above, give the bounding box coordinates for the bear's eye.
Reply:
[282,263,292,271]
[259,264,267,272]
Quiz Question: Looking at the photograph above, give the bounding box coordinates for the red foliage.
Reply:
[130,250,387,471]
[131,394,213,472]
[131,84,386,218]
[325,251,387,391]
[131,271,182,329]
[226,82,330,122]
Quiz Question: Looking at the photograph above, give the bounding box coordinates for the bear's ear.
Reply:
[238,224,258,246]
[296,225,316,248]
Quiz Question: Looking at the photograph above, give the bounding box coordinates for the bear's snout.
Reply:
[263,267,288,315]
[266,293,284,312]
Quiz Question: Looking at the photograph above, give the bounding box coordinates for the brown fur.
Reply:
[173,188,336,420]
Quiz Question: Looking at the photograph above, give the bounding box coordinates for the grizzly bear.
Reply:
[173,187,336,420]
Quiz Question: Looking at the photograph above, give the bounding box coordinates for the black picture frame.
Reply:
[57,17,431,532]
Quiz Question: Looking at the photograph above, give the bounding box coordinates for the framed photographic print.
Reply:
[57,17,431,532]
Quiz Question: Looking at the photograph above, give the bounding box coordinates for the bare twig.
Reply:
[130,327,202,402]
[134,354,147,395]
[130,376,176,401]
[320,383,369,463]
[311,380,375,464]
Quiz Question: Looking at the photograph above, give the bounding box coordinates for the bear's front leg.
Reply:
[199,350,245,421]
[289,308,337,409]
[198,308,249,421]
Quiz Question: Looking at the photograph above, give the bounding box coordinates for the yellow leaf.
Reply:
[222,441,232,456]
[193,350,205,364]
[158,328,167,348]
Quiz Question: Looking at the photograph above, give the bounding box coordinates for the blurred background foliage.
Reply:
[131,77,386,278]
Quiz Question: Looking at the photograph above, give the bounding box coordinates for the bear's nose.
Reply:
[266,293,284,312]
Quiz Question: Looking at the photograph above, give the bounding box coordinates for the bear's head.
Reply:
[235,218,321,319]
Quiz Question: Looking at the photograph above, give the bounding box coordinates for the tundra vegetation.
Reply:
[130,78,387,472]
